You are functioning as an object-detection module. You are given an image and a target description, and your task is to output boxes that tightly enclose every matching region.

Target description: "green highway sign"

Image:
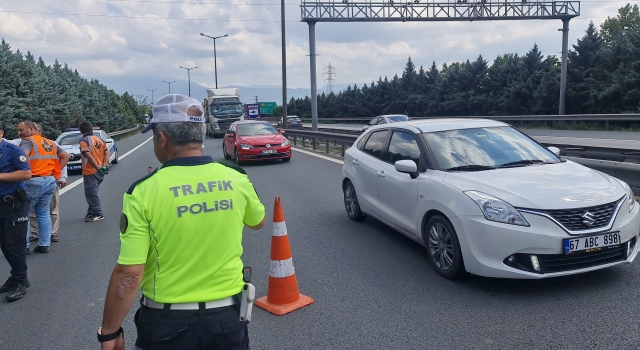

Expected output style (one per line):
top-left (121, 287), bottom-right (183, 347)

top-left (258, 102), bottom-right (277, 114)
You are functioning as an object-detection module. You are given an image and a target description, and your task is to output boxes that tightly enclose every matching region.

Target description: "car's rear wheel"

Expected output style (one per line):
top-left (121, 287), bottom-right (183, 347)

top-left (235, 148), bottom-right (242, 165)
top-left (343, 180), bottom-right (366, 221)
top-left (424, 215), bottom-right (464, 279)
top-left (111, 150), bottom-right (118, 164)
top-left (223, 144), bottom-right (231, 159)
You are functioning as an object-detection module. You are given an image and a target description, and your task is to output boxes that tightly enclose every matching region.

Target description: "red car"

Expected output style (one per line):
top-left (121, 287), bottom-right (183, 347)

top-left (223, 121), bottom-right (292, 165)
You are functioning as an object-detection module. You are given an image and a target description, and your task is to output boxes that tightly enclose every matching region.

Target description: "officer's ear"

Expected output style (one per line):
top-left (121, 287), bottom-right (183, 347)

top-left (155, 130), bottom-right (170, 149)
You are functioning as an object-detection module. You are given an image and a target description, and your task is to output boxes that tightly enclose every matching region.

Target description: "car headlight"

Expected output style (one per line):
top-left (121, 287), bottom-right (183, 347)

top-left (620, 180), bottom-right (636, 213)
top-left (240, 143), bottom-right (253, 150)
top-left (281, 140), bottom-right (290, 147)
top-left (465, 191), bottom-right (530, 226)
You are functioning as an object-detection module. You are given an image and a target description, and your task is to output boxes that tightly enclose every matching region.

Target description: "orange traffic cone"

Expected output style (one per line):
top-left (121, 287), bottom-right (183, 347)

top-left (255, 197), bottom-right (314, 316)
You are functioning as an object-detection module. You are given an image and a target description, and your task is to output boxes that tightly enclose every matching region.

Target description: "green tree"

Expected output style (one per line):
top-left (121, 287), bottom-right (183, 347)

top-left (600, 4), bottom-right (640, 46)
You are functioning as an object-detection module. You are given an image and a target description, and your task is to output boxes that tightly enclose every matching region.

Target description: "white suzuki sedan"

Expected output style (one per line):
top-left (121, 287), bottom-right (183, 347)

top-left (342, 119), bottom-right (640, 279)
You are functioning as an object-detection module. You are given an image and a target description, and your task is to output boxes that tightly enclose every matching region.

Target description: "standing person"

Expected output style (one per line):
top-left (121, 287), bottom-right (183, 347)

top-left (78, 121), bottom-right (109, 222)
top-left (29, 123), bottom-right (67, 243)
top-left (0, 122), bottom-right (32, 301)
top-left (98, 94), bottom-right (266, 350)
top-left (17, 121), bottom-right (69, 254)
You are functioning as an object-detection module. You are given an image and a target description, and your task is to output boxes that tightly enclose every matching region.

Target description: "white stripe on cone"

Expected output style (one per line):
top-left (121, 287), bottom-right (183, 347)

top-left (269, 258), bottom-right (296, 278)
top-left (273, 221), bottom-right (288, 236)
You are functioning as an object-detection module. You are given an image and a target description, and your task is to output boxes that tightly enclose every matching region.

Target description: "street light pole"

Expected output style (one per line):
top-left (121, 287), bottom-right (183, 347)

top-left (179, 66), bottom-right (197, 97)
top-left (162, 80), bottom-right (175, 94)
top-left (281, 0), bottom-right (287, 129)
top-left (200, 33), bottom-right (228, 89)
top-left (147, 89), bottom-right (157, 105)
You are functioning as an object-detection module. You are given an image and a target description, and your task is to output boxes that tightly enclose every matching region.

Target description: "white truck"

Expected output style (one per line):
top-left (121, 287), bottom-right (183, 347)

top-left (203, 88), bottom-right (245, 137)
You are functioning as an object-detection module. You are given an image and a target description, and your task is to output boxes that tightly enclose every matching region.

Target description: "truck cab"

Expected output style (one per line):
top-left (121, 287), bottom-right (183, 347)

top-left (205, 88), bottom-right (245, 138)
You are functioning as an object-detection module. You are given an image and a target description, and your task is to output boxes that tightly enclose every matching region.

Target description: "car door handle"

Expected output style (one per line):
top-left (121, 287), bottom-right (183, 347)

top-left (352, 159), bottom-right (359, 165)
top-left (376, 171), bottom-right (385, 178)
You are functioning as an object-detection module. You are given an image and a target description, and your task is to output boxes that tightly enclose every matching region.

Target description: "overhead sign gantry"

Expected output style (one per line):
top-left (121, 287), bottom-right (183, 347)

top-left (299, 0), bottom-right (581, 129)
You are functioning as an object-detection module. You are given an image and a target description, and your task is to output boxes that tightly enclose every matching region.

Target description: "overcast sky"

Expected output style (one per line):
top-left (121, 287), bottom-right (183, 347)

top-left (0, 0), bottom-right (629, 99)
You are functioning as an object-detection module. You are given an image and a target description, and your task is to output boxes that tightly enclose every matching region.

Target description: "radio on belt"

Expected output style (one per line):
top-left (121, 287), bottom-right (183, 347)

top-left (240, 266), bottom-right (255, 322)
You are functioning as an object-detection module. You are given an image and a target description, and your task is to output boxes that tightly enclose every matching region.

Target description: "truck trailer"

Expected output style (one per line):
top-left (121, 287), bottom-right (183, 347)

top-left (203, 88), bottom-right (245, 137)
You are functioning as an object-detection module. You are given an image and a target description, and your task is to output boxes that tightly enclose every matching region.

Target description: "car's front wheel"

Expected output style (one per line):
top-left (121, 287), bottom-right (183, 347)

top-left (343, 180), bottom-right (366, 221)
top-left (235, 148), bottom-right (242, 165)
top-left (424, 215), bottom-right (465, 279)
top-left (111, 150), bottom-right (118, 164)
top-left (223, 144), bottom-right (231, 159)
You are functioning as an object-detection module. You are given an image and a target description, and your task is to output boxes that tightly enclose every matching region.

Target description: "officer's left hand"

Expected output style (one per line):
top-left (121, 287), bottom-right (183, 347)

top-left (58, 181), bottom-right (67, 189)
top-left (100, 334), bottom-right (124, 350)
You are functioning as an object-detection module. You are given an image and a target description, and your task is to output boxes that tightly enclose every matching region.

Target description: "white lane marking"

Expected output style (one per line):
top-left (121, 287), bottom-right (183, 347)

top-left (60, 136), bottom-right (153, 196)
top-left (120, 136), bottom-right (153, 159)
top-left (59, 177), bottom-right (84, 195)
top-left (292, 147), bottom-right (344, 165)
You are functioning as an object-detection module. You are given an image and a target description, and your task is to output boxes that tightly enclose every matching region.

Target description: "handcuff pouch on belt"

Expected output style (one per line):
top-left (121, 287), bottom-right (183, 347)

top-left (0, 188), bottom-right (29, 220)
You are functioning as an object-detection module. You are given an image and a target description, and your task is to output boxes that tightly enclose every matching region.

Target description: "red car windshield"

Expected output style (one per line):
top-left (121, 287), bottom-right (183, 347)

top-left (238, 123), bottom-right (278, 136)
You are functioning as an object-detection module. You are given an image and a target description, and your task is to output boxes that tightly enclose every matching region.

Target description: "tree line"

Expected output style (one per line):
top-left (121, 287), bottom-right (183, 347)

top-left (0, 39), bottom-right (147, 139)
top-left (288, 4), bottom-right (640, 119)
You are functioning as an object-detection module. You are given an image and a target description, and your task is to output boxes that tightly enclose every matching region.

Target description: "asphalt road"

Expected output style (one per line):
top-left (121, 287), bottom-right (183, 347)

top-left (2, 132), bottom-right (640, 349)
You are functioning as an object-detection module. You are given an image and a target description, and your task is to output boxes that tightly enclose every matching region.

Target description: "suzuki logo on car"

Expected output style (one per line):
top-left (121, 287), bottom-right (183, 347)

top-left (265, 144), bottom-right (271, 148)
top-left (582, 211), bottom-right (596, 227)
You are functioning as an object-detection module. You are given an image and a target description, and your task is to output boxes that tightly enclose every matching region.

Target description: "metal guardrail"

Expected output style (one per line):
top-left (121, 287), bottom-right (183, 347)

top-left (284, 129), bottom-right (640, 193)
top-left (300, 114), bottom-right (640, 130)
top-left (285, 129), bottom-right (358, 157)
top-left (108, 124), bottom-right (141, 140)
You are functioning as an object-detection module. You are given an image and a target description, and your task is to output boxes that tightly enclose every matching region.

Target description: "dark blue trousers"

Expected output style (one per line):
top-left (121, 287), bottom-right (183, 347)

top-left (134, 303), bottom-right (249, 350)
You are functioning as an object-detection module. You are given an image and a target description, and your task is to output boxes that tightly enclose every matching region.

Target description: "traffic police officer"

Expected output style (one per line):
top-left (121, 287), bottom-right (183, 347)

top-left (0, 122), bottom-right (32, 302)
top-left (99, 94), bottom-right (266, 350)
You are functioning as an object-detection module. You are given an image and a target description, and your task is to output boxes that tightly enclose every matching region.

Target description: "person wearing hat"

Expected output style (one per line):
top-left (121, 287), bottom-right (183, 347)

top-left (98, 94), bottom-right (266, 350)
top-left (0, 122), bottom-right (32, 301)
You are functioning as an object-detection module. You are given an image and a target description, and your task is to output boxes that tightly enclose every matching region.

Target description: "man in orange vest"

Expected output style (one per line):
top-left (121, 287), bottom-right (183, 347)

top-left (28, 123), bottom-right (68, 243)
top-left (79, 121), bottom-right (109, 222)
top-left (17, 121), bottom-right (69, 254)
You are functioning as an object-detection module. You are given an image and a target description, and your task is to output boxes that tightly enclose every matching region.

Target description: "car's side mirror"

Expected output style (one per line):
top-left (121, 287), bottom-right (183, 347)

top-left (547, 146), bottom-right (560, 156)
top-left (105, 138), bottom-right (114, 143)
top-left (226, 132), bottom-right (235, 138)
top-left (279, 129), bottom-right (286, 134)
top-left (395, 160), bottom-right (419, 179)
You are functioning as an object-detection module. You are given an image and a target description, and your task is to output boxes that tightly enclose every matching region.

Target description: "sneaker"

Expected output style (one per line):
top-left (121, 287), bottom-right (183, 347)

top-left (85, 215), bottom-right (104, 222)
top-left (28, 236), bottom-right (38, 242)
top-left (33, 246), bottom-right (49, 254)
top-left (5, 282), bottom-right (29, 302)
top-left (51, 234), bottom-right (59, 243)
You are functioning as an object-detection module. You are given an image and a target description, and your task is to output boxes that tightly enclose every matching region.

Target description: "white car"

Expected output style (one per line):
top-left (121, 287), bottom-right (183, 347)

top-left (56, 129), bottom-right (118, 172)
top-left (342, 119), bottom-right (640, 279)
top-left (362, 114), bottom-right (410, 132)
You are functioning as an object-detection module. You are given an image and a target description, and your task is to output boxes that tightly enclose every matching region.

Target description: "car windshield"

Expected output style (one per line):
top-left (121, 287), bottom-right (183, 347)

top-left (387, 115), bottom-right (409, 122)
top-left (213, 104), bottom-right (242, 114)
top-left (57, 133), bottom-right (82, 145)
top-left (238, 123), bottom-right (278, 136)
top-left (423, 126), bottom-right (559, 171)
